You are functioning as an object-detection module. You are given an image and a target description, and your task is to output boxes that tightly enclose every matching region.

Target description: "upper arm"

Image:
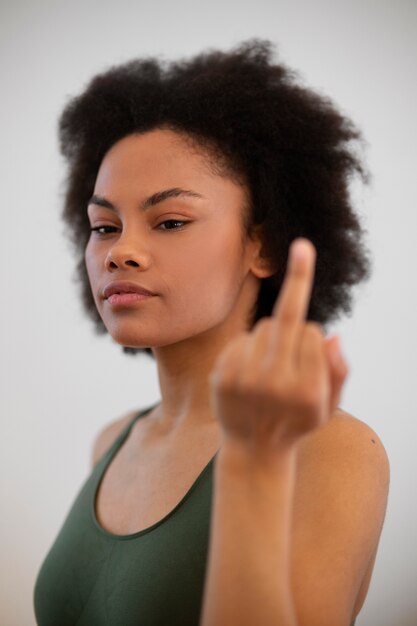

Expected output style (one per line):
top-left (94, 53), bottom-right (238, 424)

top-left (290, 410), bottom-right (390, 626)
top-left (91, 409), bottom-right (139, 468)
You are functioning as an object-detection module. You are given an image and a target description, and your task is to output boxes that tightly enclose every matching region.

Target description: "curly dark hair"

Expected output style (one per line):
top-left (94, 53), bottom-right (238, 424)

top-left (58, 38), bottom-right (372, 358)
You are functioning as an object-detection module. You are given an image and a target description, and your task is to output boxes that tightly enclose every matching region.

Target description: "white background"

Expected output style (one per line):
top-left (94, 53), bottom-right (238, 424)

top-left (1, 1), bottom-right (416, 624)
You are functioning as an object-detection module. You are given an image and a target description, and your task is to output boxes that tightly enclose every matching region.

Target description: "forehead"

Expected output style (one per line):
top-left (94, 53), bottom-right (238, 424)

top-left (98, 129), bottom-right (217, 179)
top-left (94, 129), bottom-right (249, 209)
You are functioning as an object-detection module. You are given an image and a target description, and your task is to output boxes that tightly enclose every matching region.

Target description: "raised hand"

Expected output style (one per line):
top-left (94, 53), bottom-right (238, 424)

top-left (209, 238), bottom-right (349, 456)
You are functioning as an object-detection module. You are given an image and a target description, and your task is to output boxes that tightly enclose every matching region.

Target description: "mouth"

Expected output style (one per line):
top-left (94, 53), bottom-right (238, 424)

top-left (106, 292), bottom-right (156, 307)
top-left (103, 281), bottom-right (156, 299)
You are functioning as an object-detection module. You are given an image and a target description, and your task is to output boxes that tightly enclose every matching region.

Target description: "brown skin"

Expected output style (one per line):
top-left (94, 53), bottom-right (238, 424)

top-left (87, 129), bottom-right (390, 625)
top-left (86, 129), bottom-right (339, 431)
top-left (199, 238), bottom-right (388, 625)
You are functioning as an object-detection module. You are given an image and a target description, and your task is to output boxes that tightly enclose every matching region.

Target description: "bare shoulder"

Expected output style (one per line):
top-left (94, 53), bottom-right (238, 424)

top-left (290, 407), bottom-right (391, 624)
top-left (91, 409), bottom-right (139, 468)
top-left (295, 406), bottom-right (390, 507)
top-left (298, 406), bottom-right (390, 470)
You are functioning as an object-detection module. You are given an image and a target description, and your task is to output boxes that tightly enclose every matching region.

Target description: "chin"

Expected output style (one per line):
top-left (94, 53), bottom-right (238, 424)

top-left (103, 310), bottom-right (227, 350)
top-left (109, 331), bottom-right (156, 350)
top-left (107, 326), bottom-right (173, 350)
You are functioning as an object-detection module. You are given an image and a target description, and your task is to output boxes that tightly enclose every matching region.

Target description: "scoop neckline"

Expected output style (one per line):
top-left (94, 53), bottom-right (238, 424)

top-left (90, 404), bottom-right (219, 541)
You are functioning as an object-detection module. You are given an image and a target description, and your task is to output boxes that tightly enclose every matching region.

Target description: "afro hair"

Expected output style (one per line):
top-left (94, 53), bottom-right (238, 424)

top-left (58, 38), bottom-right (372, 357)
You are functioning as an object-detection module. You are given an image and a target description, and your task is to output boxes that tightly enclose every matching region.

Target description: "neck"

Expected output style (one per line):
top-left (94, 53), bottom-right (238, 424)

top-left (149, 279), bottom-right (259, 433)
top-left (150, 324), bottom-right (238, 432)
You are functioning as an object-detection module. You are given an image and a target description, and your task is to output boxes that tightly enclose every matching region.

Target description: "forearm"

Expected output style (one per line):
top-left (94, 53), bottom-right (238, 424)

top-left (200, 443), bottom-right (299, 626)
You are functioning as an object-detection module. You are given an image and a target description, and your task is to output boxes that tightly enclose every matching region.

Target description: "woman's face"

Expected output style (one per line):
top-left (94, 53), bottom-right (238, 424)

top-left (85, 129), bottom-right (266, 351)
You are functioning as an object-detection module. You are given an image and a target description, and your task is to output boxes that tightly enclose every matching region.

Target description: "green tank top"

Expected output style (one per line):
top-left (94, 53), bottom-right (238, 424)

top-left (33, 404), bottom-right (356, 626)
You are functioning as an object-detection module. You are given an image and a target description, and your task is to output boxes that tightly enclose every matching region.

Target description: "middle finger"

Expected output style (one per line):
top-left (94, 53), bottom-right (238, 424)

top-left (269, 238), bottom-right (317, 365)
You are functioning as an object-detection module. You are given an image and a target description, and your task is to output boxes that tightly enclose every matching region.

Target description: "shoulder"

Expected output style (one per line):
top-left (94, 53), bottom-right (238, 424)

top-left (290, 408), bottom-right (390, 624)
top-left (91, 409), bottom-right (139, 468)
top-left (294, 406), bottom-right (390, 524)
top-left (296, 407), bottom-right (390, 481)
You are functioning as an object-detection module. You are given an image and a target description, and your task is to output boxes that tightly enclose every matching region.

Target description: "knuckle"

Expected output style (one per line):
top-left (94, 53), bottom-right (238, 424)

top-left (300, 386), bottom-right (322, 410)
top-left (273, 374), bottom-right (290, 394)
top-left (278, 306), bottom-right (297, 326)
top-left (263, 376), bottom-right (290, 401)
top-left (254, 317), bottom-right (274, 333)
top-left (304, 321), bottom-right (325, 337)
top-left (238, 373), bottom-right (262, 395)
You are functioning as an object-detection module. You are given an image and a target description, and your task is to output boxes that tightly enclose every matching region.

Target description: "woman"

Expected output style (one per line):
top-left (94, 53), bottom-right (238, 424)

top-left (34, 39), bottom-right (390, 626)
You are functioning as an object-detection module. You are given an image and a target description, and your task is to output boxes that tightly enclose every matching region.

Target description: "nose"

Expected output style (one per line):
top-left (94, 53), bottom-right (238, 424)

top-left (105, 237), bottom-right (149, 270)
top-left (107, 256), bottom-right (139, 268)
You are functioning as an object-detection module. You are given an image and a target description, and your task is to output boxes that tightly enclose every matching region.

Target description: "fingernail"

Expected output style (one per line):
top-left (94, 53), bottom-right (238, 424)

top-left (292, 240), bottom-right (310, 261)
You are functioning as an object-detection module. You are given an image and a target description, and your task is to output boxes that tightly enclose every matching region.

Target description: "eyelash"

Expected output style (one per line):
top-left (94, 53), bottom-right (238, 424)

top-left (89, 220), bottom-right (189, 236)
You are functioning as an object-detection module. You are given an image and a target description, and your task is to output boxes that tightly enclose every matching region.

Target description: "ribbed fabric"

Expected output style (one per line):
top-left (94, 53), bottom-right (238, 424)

top-left (33, 404), bottom-right (356, 626)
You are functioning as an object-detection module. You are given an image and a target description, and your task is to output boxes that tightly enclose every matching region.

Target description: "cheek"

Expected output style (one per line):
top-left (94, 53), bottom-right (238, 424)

top-left (84, 238), bottom-right (104, 273)
top-left (84, 246), bottom-right (94, 283)
top-left (84, 245), bottom-right (101, 301)
top-left (163, 227), bottom-right (244, 314)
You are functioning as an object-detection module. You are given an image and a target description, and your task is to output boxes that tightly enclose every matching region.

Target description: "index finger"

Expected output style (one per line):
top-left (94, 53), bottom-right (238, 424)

top-left (270, 238), bottom-right (317, 361)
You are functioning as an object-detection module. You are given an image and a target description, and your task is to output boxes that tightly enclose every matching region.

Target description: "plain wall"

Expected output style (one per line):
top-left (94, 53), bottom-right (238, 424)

top-left (1, 0), bottom-right (416, 624)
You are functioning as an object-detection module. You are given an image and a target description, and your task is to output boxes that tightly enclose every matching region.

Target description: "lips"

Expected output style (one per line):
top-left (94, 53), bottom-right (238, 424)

top-left (103, 281), bottom-right (156, 299)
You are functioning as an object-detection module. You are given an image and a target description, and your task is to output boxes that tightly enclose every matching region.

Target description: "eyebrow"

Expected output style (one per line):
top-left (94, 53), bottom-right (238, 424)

top-left (87, 187), bottom-right (205, 212)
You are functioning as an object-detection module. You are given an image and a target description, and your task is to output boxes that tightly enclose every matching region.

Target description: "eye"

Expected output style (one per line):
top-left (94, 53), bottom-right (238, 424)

top-left (89, 220), bottom-right (190, 236)
top-left (89, 226), bottom-right (118, 236)
top-left (156, 219), bottom-right (190, 231)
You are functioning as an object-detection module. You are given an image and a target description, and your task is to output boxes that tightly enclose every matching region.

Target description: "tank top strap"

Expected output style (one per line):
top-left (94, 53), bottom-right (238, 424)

top-left (125, 403), bottom-right (158, 433)
top-left (99, 403), bottom-right (158, 465)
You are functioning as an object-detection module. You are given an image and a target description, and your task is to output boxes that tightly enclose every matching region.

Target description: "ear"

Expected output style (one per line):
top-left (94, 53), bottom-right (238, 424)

top-left (251, 256), bottom-right (275, 279)
top-left (247, 225), bottom-right (275, 279)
